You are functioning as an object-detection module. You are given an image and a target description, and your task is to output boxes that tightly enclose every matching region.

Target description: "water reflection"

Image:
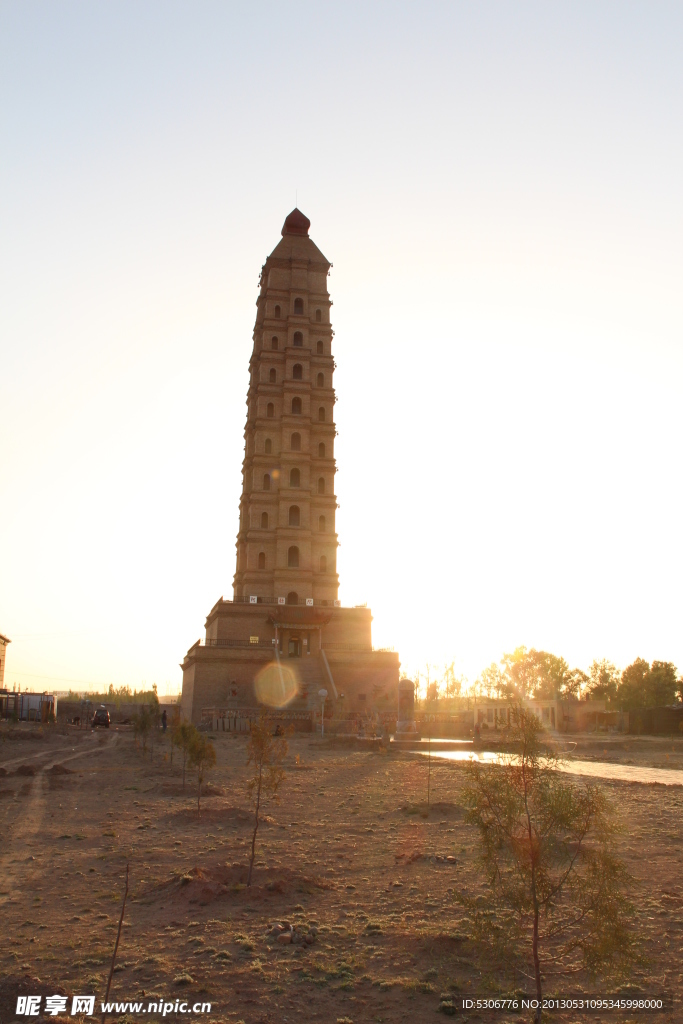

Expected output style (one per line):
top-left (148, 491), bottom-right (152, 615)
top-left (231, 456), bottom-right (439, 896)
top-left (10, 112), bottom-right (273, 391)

top-left (416, 748), bottom-right (683, 786)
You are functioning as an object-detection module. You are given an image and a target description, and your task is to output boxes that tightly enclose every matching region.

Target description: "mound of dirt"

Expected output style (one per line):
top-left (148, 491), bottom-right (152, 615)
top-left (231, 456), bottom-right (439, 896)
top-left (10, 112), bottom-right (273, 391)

top-left (164, 861), bottom-right (334, 907)
top-left (6, 729), bottom-right (46, 742)
top-left (0, 976), bottom-right (66, 1023)
top-left (400, 800), bottom-right (463, 819)
top-left (49, 763), bottom-right (72, 775)
top-left (15, 763), bottom-right (37, 776)
top-left (395, 850), bottom-right (425, 864)
top-left (170, 804), bottom-right (253, 825)
top-left (429, 801), bottom-right (464, 817)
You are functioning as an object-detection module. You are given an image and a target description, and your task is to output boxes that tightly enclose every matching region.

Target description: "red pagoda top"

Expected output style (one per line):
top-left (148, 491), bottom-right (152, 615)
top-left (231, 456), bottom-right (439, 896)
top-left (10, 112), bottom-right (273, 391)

top-left (281, 208), bottom-right (310, 237)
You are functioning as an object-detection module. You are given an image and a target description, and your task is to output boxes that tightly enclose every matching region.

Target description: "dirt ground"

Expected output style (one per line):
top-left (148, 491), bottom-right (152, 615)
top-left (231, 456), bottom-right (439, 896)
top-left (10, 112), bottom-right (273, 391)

top-left (1, 724), bottom-right (682, 1024)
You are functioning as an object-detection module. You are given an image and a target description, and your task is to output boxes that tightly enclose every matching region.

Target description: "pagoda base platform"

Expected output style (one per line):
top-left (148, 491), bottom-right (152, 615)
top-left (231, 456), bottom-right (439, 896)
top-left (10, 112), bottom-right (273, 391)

top-left (180, 598), bottom-right (399, 725)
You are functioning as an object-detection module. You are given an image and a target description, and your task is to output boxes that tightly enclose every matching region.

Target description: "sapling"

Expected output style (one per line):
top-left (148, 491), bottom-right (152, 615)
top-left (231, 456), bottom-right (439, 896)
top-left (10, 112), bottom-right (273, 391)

top-left (245, 716), bottom-right (288, 886)
top-left (460, 706), bottom-right (636, 1022)
top-left (188, 732), bottom-right (216, 814)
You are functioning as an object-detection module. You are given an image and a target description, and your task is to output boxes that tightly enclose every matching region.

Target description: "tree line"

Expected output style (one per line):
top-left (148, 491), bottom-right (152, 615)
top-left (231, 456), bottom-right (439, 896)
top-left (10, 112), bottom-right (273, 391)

top-left (66, 682), bottom-right (176, 707)
top-left (423, 648), bottom-right (681, 710)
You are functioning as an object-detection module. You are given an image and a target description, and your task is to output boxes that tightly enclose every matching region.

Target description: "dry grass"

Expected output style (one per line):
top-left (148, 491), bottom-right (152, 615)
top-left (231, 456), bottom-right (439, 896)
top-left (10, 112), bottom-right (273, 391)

top-left (0, 725), bottom-right (681, 1022)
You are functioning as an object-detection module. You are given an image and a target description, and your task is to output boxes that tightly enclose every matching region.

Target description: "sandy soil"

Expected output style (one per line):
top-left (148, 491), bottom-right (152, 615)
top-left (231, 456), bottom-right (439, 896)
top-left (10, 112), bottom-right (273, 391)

top-left (1, 724), bottom-right (682, 1024)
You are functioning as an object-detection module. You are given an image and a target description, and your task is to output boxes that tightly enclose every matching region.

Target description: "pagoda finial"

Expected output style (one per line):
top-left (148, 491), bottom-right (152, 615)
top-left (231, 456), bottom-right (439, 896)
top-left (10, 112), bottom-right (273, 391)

top-left (281, 208), bottom-right (310, 237)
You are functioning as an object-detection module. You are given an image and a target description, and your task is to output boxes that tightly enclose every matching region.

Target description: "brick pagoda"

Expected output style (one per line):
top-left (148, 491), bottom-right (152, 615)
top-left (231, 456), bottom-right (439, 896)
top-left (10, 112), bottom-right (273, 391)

top-left (180, 210), bottom-right (399, 725)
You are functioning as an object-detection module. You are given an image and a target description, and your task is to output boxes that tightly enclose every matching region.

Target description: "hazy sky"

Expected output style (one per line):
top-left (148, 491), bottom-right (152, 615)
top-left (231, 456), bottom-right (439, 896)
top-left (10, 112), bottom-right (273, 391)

top-left (1, 2), bottom-right (682, 693)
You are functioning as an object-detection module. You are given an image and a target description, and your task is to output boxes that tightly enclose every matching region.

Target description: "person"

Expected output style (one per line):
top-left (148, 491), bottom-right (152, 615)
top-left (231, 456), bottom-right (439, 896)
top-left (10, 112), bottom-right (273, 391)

top-left (161, 709), bottom-right (167, 733)
top-left (473, 721), bottom-right (481, 745)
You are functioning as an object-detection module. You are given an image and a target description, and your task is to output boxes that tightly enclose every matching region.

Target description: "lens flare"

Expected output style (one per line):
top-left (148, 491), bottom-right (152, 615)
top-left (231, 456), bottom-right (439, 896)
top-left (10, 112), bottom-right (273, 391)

top-left (253, 662), bottom-right (299, 708)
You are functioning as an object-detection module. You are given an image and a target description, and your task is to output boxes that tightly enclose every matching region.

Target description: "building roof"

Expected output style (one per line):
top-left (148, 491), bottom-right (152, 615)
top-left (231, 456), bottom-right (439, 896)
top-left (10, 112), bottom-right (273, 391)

top-left (0, 634), bottom-right (10, 645)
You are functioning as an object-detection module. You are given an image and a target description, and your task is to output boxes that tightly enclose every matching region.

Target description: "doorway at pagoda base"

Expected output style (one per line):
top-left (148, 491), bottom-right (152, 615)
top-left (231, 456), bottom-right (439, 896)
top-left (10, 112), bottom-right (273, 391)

top-left (288, 636), bottom-right (301, 658)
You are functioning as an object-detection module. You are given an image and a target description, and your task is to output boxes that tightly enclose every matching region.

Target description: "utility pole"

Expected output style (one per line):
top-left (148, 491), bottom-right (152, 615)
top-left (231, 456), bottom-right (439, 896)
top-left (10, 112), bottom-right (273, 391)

top-left (319, 689), bottom-right (328, 737)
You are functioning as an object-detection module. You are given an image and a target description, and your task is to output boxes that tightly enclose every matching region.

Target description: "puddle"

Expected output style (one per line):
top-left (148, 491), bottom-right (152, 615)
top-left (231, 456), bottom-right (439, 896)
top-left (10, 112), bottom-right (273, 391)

top-left (416, 749), bottom-right (683, 786)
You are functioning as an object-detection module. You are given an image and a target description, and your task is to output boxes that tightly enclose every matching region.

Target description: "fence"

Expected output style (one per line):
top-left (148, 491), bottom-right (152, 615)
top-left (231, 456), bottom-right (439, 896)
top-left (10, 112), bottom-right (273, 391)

top-left (200, 707), bottom-right (314, 733)
top-left (198, 639), bottom-right (394, 653)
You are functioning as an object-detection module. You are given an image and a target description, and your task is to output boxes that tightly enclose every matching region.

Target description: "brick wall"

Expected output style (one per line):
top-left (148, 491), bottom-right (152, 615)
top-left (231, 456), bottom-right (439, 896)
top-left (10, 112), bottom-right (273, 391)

top-left (325, 650), bottom-right (400, 713)
top-left (182, 647), bottom-right (276, 724)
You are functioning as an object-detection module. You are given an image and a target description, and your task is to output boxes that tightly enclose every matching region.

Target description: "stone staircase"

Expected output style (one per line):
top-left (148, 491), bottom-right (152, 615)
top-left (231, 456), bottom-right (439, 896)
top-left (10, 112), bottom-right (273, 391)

top-left (279, 652), bottom-right (330, 711)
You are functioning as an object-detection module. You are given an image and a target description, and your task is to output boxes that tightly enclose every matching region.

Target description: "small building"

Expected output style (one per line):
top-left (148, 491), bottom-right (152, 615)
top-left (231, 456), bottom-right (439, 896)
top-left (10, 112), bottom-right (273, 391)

top-left (558, 698), bottom-right (608, 732)
top-left (626, 705), bottom-right (683, 735)
top-left (0, 689), bottom-right (57, 722)
top-left (472, 696), bottom-right (608, 733)
top-left (0, 634), bottom-right (10, 688)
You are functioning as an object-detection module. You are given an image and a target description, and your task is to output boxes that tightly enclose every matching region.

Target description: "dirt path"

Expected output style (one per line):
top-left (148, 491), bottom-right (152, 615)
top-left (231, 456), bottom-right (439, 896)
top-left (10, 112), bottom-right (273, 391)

top-left (0, 730), bottom-right (106, 770)
top-left (0, 735), bottom-right (117, 906)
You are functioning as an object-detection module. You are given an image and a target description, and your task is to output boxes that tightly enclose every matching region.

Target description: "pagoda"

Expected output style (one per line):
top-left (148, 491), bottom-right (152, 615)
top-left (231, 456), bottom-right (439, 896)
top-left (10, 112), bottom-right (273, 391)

top-left (233, 206), bottom-right (339, 606)
top-left (180, 210), bottom-right (399, 725)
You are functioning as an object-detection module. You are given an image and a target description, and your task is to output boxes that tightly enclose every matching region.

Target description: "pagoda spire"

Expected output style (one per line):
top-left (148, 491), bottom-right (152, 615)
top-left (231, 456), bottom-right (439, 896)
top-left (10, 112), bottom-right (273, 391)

top-left (232, 212), bottom-right (339, 607)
